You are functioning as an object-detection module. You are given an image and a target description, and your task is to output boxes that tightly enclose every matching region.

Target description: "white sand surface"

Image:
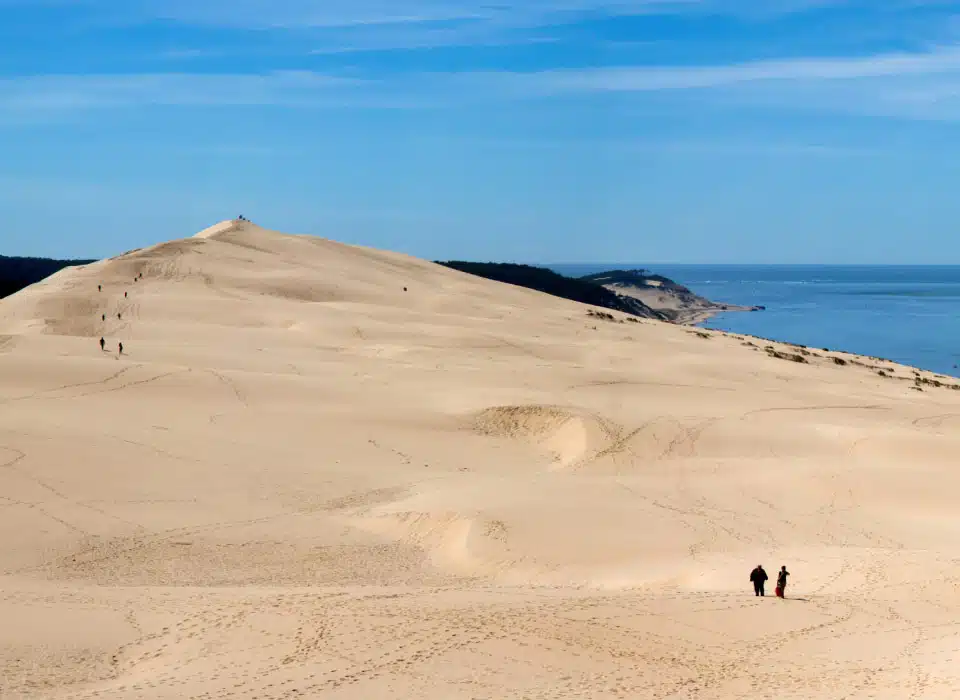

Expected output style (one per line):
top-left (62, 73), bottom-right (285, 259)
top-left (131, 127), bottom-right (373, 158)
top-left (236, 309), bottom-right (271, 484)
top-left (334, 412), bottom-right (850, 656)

top-left (2, 220), bottom-right (960, 699)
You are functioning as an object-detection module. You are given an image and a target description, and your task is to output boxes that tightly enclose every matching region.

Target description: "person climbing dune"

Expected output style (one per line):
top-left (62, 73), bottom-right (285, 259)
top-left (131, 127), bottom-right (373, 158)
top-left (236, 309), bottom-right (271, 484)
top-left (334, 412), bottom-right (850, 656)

top-left (750, 565), bottom-right (768, 597)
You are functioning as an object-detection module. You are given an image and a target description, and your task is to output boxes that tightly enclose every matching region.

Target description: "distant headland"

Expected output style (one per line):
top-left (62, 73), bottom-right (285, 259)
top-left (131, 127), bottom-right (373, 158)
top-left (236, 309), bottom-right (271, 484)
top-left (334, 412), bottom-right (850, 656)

top-left (436, 262), bottom-right (762, 325)
top-left (580, 269), bottom-right (763, 325)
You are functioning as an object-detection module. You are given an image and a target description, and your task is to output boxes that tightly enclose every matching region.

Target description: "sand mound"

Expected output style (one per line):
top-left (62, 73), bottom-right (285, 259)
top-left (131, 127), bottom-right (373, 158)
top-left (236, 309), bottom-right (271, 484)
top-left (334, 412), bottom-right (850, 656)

top-left (346, 507), bottom-right (523, 581)
top-left (4, 221), bottom-right (960, 698)
top-left (472, 404), bottom-right (616, 467)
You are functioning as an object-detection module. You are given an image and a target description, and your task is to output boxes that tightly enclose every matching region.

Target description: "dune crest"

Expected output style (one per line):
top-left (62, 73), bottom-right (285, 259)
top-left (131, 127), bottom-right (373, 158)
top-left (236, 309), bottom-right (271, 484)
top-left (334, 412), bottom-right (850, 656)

top-left (2, 222), bottom-right (960, 698)
top-left (191, 219), bottom-right (241, 239)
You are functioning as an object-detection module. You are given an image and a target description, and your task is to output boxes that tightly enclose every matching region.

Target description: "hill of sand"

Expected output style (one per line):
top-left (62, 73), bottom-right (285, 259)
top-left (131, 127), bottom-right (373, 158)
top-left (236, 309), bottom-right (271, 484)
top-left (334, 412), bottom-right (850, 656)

top-left (2, 219), bottom-right (960, 699)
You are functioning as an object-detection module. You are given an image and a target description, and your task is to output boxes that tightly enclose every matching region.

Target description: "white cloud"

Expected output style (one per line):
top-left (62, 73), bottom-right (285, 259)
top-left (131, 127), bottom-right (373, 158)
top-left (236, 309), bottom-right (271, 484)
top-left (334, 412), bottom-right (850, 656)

top-left (7, 0), bottom-right (948, 57)
top-left (0, 0), bottom-right (858, 29)
top-left (8, 45), bottom-right (960, 121)
top-left (0, 72), bottom-right (368, 111)
top-left (427, 44), bottom-right (960, 119)
top-left (447, 46), bottom-right (960, 95)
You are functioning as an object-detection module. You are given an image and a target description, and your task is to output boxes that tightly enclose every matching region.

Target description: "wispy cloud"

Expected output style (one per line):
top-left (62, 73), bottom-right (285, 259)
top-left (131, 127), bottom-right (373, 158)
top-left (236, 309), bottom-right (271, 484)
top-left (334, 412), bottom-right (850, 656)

top-left (421, 135), bottom-right (886, 156)
top-left (157, 48), bottom-right (223, 60)
top-left (7, 0), bottom-right (950, 57)
top-left (435, 44), bottom-right (960, 119)
top-left (0, 0), bottom-right (861, 30)
top-left (450, 46), bottom-right (960, 95)
top-left (43, 1), bottom-right (695, 29)
top-left (8, 44), bottom-right (960, 120)
top-left (309, 26), bottom-right (559, 54)
top-left (0, 71), bottom-right (371, 111)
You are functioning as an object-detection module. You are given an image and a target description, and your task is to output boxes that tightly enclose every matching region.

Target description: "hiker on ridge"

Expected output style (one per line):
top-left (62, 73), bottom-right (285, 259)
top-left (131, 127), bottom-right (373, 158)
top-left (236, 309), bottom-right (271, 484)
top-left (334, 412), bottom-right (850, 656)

top-left (750, 565), bottom-right (768, 597)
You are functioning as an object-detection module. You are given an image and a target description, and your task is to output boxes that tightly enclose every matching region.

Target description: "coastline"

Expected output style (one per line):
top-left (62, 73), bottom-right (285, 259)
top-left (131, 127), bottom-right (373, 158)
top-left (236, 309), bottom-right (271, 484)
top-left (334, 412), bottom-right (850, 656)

top-left (674, 303), bottom-right (758, 326)
top-left (577, 264), bottom-right (960, 378)
top-left (601, 281), bottom-right (762, 326)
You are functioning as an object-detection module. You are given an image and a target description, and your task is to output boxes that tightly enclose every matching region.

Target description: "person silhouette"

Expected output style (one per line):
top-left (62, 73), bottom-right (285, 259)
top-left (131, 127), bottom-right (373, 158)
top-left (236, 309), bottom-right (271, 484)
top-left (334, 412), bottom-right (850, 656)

top-left (118, 313), bottom-right (122, 320)
top-left (750, 565), bottom-right (768, 597)
top-left (124, 291), bottom-right (128, 298)
top-left (98, 285), bottom-right (101, 292)
top-left (118, 342), bottom-right (123, 355)
top-left (777, 566), bottom-right (790, 598)
top-left (102, 314), bottom-right (105, 321)
top-left (99, 337), bottom-right (105, 351)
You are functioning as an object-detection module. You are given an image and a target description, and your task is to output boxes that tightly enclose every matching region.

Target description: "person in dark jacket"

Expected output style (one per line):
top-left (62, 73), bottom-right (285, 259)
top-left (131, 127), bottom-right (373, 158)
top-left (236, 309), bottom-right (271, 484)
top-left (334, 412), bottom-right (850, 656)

top-left (750, 565), bottom-right (768, 596)
top-left (99, 337), bottom-right (105, 351)
top-left (777, 566), bottom-right (790, 597)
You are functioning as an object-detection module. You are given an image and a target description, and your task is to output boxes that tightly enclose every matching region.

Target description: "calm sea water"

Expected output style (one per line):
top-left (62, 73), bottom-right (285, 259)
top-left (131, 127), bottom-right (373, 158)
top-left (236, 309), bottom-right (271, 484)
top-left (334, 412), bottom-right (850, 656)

top-left (550, 265), bottom-right (960, 377)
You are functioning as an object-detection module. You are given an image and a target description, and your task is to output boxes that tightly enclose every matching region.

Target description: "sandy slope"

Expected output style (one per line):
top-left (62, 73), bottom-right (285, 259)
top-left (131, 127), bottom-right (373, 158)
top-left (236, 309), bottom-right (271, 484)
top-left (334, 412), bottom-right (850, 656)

top-left (2, 220), bottom-right (960, 699)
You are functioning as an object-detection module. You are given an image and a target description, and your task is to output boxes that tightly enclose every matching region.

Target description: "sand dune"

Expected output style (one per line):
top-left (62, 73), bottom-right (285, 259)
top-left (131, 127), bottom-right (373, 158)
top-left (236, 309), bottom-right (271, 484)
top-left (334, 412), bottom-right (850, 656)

top-left (2, 220), bottom-right (960, 698)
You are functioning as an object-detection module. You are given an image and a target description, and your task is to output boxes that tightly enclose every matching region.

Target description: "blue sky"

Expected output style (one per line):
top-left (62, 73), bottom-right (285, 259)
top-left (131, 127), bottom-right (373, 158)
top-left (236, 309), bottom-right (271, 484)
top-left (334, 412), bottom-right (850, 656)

top-left (3, 1), bottom-right (960, 263)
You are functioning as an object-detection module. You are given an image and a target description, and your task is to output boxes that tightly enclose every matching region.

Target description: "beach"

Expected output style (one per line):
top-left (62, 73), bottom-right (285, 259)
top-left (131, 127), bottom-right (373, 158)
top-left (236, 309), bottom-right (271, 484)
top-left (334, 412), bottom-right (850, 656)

top-left (2, 220), bottom-right (960, 699)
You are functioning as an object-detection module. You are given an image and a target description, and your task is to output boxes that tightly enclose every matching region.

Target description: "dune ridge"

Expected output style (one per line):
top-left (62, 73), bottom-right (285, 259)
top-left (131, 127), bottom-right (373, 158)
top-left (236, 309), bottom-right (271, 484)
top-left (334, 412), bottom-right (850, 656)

top-left (1, 221), bottom-right (960, 699)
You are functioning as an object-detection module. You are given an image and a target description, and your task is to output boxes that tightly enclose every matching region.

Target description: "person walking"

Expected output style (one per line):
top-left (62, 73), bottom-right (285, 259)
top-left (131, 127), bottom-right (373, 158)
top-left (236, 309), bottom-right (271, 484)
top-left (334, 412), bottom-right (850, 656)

top-left (99, 337), bottom-right (105, 351)
top-left (776, 566), bottom-right (790, 598)
top-left (750, 565), bottom-right (768, 597)
top-left (118, 342), bottom-right (124, 355)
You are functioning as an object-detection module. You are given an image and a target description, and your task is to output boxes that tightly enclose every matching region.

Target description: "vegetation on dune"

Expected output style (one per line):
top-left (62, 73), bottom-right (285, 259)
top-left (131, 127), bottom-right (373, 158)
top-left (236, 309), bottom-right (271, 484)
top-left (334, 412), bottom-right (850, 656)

top-left (580, 268), bottom-right (695, 294)
top-left (436, 261), bottom-right (668, 320)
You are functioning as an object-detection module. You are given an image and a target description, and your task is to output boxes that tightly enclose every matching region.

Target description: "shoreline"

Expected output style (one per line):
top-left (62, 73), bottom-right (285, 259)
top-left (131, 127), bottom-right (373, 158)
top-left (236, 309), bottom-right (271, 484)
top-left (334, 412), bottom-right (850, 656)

top-left (675, 304), bottom-right (759, 326)
top-left (698, 319), bottom-right (960, 382)
top-left (587, 273), bottom-right (764, 327)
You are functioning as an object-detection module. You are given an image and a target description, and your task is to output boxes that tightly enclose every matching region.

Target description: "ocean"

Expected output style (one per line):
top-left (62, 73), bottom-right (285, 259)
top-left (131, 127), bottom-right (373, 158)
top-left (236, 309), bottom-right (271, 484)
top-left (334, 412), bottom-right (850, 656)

top-left (550, 264), bottom-right (960, 378)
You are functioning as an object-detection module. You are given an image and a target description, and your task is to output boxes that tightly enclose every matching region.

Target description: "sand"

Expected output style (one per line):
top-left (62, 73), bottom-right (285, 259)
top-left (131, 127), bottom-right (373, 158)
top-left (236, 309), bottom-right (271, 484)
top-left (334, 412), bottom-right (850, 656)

top-left (1, 219), bottom-right (959, 699)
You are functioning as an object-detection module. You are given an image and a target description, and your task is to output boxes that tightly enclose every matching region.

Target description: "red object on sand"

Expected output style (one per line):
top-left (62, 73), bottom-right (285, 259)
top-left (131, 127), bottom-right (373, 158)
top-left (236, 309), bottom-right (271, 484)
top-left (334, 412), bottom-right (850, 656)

top-left (775, 586), bottom-right (783, 598)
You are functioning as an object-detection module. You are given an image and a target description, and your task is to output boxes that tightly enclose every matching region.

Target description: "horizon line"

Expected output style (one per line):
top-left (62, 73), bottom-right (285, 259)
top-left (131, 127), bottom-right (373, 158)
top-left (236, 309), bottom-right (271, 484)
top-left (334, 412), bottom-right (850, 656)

top-left (535, 262), bottom-right (960, 268)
